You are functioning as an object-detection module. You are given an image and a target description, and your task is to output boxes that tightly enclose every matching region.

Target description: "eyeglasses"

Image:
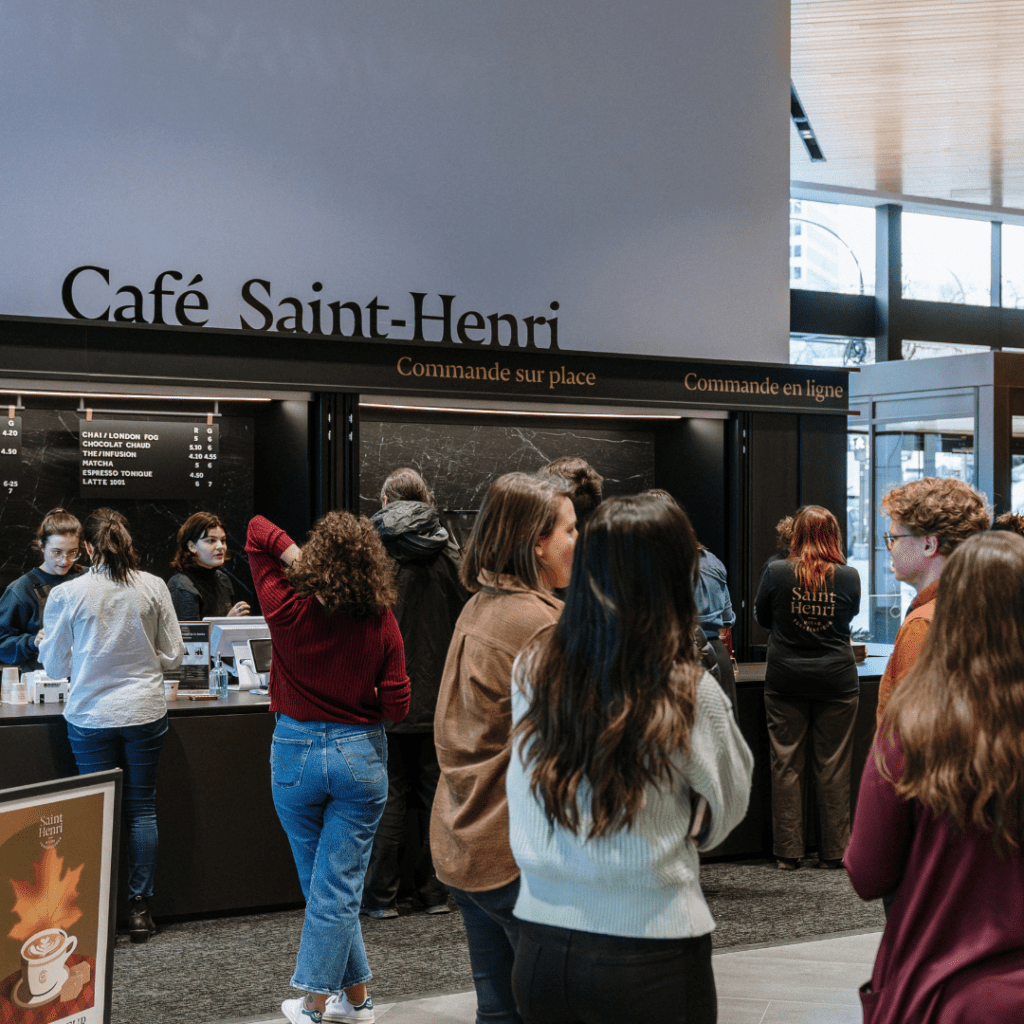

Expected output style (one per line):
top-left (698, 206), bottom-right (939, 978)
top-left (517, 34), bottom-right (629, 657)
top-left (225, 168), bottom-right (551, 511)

top-left (883, 532), bottom-right (917, 550)
top-left (46, 550), bottom-right (79, 563)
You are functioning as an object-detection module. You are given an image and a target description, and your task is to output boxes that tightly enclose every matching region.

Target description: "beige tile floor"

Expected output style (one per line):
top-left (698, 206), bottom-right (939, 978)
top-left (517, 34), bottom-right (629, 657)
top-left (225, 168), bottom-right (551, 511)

top-left (237, 928), bottom-right (881, 1024)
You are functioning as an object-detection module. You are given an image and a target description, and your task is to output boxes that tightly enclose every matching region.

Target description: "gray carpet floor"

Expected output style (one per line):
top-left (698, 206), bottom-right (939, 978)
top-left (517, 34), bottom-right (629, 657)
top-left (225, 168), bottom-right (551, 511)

top-left (109, 859), bottom-right (884, 1024)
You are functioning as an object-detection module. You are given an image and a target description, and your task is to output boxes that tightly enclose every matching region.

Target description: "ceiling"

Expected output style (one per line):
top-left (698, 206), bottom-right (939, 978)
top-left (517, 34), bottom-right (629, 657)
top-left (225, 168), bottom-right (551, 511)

top-left (791, 0), bottom-right (1024, 214)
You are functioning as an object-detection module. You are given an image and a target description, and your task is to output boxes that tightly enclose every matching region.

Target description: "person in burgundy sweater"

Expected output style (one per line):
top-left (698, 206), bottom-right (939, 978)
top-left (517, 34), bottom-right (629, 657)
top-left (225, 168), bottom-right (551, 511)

top-left (247, 514), bottom-right (410, 1024)
top-left (846, 531), bottom-right (1024, 1024)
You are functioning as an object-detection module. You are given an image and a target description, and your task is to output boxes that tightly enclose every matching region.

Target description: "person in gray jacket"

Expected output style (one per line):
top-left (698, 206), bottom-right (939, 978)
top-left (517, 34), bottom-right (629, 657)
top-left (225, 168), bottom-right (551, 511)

top-left (362, 468), bottom-right (468, 917)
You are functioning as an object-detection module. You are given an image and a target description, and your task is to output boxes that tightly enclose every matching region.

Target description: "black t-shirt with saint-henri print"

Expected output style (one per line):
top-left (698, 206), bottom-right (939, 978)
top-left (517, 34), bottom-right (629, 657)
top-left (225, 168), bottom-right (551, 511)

top-left (753, 558), bottom-right (861, 698)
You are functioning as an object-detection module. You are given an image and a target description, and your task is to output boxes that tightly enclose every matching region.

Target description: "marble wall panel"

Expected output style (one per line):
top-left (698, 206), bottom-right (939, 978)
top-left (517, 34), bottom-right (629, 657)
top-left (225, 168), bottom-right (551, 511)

top-left (0, 409), bottom-right (255, 603)
top-left (359, 420), bottom-right (656, 543)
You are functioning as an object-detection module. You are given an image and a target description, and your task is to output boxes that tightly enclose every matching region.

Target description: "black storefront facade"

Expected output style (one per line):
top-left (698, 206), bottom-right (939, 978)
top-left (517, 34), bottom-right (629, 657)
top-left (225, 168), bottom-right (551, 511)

top-left (0, 313), bottom-right (855, 916)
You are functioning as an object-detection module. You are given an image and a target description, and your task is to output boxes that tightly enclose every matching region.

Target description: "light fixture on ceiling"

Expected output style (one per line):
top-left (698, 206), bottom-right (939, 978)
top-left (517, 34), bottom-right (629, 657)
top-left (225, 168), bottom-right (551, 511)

top-left (791, 83), bottom-right (825, 163)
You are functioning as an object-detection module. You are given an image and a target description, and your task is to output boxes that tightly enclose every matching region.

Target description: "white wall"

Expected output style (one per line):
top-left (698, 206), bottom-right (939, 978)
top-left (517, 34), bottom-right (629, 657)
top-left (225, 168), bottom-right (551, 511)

top-left (0, 0), bottom-right (790, 361)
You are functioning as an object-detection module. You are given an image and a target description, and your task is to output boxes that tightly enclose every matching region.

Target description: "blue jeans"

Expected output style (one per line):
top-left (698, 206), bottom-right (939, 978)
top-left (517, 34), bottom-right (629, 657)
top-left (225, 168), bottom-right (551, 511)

top-left (66, 713), bottom-right (168, 900)
top-left (448, 879), bottom-right (523, 1024)
top-left (270, 715), bottom-right (388, 994)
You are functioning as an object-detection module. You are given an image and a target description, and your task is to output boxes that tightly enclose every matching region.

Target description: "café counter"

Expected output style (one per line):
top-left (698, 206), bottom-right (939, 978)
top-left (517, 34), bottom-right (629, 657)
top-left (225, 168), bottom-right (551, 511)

top-left (0, 691), bottom-right (303, 920)
top-left (0, 653), bottom-right (888, 915)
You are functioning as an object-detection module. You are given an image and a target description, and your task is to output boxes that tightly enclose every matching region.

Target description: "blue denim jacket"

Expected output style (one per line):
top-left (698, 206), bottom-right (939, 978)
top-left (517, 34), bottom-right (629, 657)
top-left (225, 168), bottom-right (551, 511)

top-left (694, 549), bottom-right (735, 640)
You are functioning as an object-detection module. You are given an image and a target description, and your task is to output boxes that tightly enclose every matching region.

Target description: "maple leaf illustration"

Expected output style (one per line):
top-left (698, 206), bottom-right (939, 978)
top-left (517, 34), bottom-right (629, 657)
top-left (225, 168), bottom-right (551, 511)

top-left (9, 846), bottom-right (84, 941)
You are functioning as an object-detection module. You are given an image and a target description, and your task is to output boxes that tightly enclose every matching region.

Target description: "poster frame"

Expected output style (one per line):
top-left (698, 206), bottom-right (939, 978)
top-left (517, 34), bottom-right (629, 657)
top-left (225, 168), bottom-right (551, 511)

top-left (0, 769), bottom-right (121, 1024)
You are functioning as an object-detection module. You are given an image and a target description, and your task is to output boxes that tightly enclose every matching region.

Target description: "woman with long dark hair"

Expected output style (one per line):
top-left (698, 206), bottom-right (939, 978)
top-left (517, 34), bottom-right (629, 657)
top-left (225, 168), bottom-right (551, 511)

top-left (754, 504), bottom-right (861, 870)
top-left (507, 494), bottom-right (753, 1024)
top-left (0, 507), bottom-right (84, 670)
top-left (40, 508), bottom-right (184, 943)
top-left (847, 531), bottom-right (1024, 1023)
top-left (247, 512), bottom-right (410, 1024)
top-left (430, 472), bottom-right (577, 1024)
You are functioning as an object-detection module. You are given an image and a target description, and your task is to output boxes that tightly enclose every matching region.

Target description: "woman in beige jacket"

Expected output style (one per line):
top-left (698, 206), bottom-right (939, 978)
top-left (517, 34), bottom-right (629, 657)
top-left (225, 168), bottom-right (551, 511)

top-left (430, 471), bottom-right (577, 1024)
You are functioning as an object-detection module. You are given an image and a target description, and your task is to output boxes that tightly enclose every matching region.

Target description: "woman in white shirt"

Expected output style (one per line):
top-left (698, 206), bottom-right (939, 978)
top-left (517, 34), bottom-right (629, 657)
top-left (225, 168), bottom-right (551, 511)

top-left (40, 508), bottom-right (183, 944)
top-left (507, 494), bottom-right (754, 1024)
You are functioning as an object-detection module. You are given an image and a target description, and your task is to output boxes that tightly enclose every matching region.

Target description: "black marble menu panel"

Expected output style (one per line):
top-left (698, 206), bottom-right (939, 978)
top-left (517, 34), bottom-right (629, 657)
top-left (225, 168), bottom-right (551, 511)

top-left (359, 420), bottom-right (655, 542)
top-left (0, 408), bottom-right (255, 604)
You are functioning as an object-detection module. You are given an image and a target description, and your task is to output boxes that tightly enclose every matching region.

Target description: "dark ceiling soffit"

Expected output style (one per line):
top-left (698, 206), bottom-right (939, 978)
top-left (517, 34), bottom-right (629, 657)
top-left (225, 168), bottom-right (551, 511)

top-left (790, 290), bottom-right (874, 338)
top-left (898, 299), bottom-right (1024, 348)
top-left (791, 289), bottom-right (1024, 349)
top-left (791, 83), bottom-right (826, 163)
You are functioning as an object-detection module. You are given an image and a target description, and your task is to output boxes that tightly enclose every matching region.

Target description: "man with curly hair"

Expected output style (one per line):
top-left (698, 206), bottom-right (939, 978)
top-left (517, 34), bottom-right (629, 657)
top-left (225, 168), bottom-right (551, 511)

top-left (876, 477), bottom-right (990, 727)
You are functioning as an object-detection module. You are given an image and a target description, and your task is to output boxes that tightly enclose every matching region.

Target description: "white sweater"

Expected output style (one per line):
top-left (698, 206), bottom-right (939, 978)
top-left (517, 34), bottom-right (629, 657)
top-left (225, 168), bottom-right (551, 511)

top-left (507, 665), bottom-right (753, 939)
top-left (40, 566), bottom-right (184, 728)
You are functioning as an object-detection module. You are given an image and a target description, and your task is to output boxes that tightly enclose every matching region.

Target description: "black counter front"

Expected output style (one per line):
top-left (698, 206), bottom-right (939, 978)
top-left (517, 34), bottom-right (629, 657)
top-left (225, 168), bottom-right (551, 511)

top-left (1, 657), bottom-right (888, 913)
top-left (0, 692), bottom-right (303, 920)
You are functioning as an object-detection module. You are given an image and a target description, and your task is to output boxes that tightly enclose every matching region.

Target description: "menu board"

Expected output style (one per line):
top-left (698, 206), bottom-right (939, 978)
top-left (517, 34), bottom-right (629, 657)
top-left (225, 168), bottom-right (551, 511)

top-left (79, 419), bottom-right (219, 499)
top-left (0, 416), bottom-right (21, 498)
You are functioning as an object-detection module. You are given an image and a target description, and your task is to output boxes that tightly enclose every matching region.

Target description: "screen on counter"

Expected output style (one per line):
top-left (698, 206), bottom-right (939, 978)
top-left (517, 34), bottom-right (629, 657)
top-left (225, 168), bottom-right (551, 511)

top-left (248, 637), bottom-right (272, 675)
top-left (206, 617), bottom-right (270, 661)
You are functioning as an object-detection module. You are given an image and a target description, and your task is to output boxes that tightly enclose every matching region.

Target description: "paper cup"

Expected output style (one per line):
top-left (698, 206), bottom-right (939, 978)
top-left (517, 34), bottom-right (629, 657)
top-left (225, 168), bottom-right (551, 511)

top-left (164, 679), bottom-right (179, 702)
top-left (10, 681), bottom-right (27, 704)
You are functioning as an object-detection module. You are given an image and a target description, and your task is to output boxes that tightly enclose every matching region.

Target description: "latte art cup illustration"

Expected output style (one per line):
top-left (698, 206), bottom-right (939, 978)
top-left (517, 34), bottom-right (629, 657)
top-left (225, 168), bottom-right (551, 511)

top-left (20, 927), bottom-right (77, 998)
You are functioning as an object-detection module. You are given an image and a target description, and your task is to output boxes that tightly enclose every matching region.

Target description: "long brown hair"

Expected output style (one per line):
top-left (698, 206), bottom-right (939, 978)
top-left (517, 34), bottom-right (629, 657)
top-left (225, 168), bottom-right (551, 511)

top-left (284, 510), bottom-right (397, 616)
top-left (83, 508), bottom-right (138, 584)
top-left (881, 531), bottom-right (1024, 852)
top-left (514, 494), bottom-right (702, 839)
top-left (460, 473), bottom-right (567, 593)
top-left (790, 505), bottom-right (845, 591)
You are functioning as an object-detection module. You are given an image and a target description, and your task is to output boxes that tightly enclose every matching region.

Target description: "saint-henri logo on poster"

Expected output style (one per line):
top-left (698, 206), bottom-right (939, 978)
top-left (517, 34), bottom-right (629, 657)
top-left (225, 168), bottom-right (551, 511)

top-left (39, 813), bottom-right (63, 850)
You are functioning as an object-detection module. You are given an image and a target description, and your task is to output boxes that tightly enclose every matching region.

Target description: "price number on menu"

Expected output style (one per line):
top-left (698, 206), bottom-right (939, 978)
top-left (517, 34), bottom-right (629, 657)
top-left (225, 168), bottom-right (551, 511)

top-left (0, 418), bottom-right (21, 458)
top-left (189, 425), bottom-right (218, 487)
top-left (0, 417), bottom-right (22, 493)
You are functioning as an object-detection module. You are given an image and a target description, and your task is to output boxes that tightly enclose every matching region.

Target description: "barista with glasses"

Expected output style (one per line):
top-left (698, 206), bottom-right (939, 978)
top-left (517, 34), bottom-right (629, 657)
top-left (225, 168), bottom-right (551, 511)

top-left (0, 507), bottom-right (84, 671)
top-left (168, 512), bottom-right (250, 620)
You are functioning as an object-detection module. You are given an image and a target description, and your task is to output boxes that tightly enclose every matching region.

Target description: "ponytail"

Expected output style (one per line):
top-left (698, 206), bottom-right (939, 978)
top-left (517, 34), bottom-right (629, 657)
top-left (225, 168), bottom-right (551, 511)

top-left (82, 508), bottom-right (138, 584)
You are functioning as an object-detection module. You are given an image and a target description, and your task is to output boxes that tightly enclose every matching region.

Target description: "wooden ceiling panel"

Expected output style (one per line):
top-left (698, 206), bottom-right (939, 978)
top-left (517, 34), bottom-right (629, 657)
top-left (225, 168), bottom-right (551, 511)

top-left (792, 0), bottom-right (1024, 208)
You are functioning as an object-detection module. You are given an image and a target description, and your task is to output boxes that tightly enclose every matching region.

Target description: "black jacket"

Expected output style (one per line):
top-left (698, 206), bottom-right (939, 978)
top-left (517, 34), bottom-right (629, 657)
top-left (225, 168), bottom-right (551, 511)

top-left (754, 558), bottom-right (860, 698)
top-left (371, 501), bottom-right (468, 732)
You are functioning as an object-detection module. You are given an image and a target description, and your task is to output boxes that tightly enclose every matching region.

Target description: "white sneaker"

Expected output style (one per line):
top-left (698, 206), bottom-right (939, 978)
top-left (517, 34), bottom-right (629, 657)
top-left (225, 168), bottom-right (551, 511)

top-left (281, 996), bottom-right (323, 1023)
top-left (323, 993), bottom-right (375, 1022)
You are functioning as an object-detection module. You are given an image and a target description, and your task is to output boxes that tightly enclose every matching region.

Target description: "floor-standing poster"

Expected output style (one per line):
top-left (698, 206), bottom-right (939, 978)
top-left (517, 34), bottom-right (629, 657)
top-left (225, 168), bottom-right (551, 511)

top-left (0, 772), bottom-right (120, 1024)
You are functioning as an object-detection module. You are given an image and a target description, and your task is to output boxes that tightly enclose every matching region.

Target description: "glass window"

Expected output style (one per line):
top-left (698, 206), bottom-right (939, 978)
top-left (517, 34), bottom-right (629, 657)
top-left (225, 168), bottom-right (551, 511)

top-left (790, 333), bottom-right (875, 366)
top-left (789, 199), bottom-right (875, 295)
top-left (1011, 416), bottom-right (1024, 512)
top-left (847, 421), bottom-right (870, 639)
top-left (902, 212), bottom-right (990, 305)
top-left (901, 340), bottom-right (984, 359)
top-left (870, 416), bottom-right (975, 642)
top-left (1001, 223), bottom-right (1024, 308)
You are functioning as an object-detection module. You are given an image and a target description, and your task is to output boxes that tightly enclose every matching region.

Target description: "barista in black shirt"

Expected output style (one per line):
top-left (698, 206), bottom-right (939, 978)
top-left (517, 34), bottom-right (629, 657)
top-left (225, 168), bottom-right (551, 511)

top-left (167, 512), bottom-right (250, 620)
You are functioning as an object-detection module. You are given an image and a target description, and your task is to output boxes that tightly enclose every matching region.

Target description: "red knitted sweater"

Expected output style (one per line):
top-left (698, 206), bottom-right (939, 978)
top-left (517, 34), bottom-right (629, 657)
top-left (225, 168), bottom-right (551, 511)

top-left (246, 515), bottom-right (409, 725)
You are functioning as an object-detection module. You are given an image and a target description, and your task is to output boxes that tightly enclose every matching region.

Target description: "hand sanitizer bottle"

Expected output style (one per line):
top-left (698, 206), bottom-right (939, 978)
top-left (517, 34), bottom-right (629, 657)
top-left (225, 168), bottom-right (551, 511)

top-left (209, 653), bottom-right (229, 697)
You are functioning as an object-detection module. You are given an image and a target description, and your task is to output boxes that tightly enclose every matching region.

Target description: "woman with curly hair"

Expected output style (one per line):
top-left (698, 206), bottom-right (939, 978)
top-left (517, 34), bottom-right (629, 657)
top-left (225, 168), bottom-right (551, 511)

top-left (754, 505), bottom-right (861, 870)
top-left (430, 472), bottom-right (577, 1024)
top-left (246, 513), bottom-right (410, 1024)
top-left (507, 494), bottom-right (753, 1024)
top-left (847, 531), bottom-right (1024, 1024)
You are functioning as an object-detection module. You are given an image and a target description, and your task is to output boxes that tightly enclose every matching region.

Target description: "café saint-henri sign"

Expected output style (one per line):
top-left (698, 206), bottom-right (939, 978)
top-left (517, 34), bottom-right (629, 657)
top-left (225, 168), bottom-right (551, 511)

top-left (55, 265), bottom-right (850, 413)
